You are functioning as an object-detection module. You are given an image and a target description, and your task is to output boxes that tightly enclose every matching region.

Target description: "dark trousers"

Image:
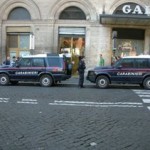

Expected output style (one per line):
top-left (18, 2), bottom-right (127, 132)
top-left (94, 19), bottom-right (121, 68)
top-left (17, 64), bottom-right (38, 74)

top-left (78, 72), bottom-right (84, 87)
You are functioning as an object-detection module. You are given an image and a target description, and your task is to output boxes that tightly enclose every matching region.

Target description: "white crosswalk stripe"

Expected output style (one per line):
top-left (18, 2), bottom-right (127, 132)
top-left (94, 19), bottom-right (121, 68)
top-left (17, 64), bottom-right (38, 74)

top-left (133, 89), bottom-right (150, 111)
top-left (142, 99), bottom-right (150, 103)
top-left (17, 99), bottom-right (38, 104)
top-left (148, 107), bottom-right (150, 111)
top-left (0, 98), bottom-right (9, 103)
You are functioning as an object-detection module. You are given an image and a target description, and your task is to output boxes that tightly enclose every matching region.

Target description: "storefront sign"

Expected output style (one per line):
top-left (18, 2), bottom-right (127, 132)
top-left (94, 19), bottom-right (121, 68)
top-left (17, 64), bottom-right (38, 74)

top-left (122, 5), bottom-right (150, 15)
top-left (115, 3), bottom-right (150, 16)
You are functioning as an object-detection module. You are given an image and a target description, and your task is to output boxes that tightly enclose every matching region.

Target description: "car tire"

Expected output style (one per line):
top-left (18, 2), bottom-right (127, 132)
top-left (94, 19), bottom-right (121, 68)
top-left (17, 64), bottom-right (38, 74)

top-left (96, 76), bottom-right (109, 89)
top-left (143, 77), bottom-right (150, 90)
top-left (0, 74), bottom-right (10, 85)
top-left (40, 75), bottom-right (53, 87)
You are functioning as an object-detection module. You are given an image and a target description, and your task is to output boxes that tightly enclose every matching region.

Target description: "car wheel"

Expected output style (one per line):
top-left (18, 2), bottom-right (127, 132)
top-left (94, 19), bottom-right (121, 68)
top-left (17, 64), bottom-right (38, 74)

top-left (143, 77), bottom-right (150, 90)
top-left (40, 75), bottom-right (53, 87)
top-left (96, 76), bottom-right (109, 89)
top-left (0, 74), bottom-right (10, 85)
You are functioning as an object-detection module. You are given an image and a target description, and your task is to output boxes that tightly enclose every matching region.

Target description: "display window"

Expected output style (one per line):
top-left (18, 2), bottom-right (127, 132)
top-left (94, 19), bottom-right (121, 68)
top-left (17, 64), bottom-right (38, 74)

top-left (112, 28), bottom-right (144, 57)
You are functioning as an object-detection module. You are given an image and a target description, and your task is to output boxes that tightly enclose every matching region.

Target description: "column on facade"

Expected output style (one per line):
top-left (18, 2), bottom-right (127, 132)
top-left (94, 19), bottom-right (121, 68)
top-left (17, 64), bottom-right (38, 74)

top-left (0, 24), bottom-right (1, 63)
top-left (144, 29), bottom-right (150, 55)
top-left (86, 26), bottom-right (112, 68)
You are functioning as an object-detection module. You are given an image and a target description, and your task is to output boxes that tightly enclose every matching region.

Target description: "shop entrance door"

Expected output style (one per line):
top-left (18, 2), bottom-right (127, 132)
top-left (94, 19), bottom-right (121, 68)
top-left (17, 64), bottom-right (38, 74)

top-left (59, 36), bottom-right (85, 74)
top-left (59, 27), bottom-right (85, 75)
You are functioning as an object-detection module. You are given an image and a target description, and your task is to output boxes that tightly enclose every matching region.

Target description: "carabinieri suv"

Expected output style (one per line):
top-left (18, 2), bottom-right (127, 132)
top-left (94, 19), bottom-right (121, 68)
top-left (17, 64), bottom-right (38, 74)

top-left (86, 55), bottom-right (150, 89)
top-left (0, 53), bottom-right (72, 87)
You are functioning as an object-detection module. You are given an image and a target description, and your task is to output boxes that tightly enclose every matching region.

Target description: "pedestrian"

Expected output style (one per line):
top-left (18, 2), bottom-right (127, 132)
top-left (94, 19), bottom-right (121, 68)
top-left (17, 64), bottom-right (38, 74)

top-left (99, 54), bottom-right (105, 66)
top-left (11, 56), bottom-right (16, 66)
top-left (78, 56), bottom-right (86, 88)
top-left (3, 56), bottom-right (11, 65)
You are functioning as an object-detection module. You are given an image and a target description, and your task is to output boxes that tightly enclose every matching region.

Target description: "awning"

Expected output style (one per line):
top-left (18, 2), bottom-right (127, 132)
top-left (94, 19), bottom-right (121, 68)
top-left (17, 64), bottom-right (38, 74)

top-left (100, 14), bottom-right (150, 26)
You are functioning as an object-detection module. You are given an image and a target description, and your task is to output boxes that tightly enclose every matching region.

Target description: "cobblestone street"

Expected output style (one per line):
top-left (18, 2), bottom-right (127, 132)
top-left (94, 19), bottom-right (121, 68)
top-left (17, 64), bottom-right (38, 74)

top-left (0, 80), bottom-right (150, 150)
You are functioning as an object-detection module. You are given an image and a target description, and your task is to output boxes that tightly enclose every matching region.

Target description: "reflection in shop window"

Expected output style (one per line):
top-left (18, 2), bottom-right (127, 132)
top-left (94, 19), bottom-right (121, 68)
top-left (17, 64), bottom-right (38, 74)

top-left (20, 35), bottom-right (29, 49)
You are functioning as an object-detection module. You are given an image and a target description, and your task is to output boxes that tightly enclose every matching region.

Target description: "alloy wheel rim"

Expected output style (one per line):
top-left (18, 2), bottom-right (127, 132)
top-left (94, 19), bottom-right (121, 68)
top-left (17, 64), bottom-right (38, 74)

top-left (0, 77), bottom-right (7, 84)
top-left (43, 78), bottom-right (50, 86)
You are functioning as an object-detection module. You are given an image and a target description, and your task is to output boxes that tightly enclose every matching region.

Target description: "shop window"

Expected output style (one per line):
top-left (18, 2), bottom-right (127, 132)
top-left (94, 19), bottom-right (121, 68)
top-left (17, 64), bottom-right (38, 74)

top-left (7, 33), bottom-right (30, 58)
top-left (8, 35), bottom-right (18, 48)
top-left (112, 28), bottom-right (144, 57)
top-left (59, 6), bottom-right (86, 20)
top-left (8, 7), bottom-right (31, 20)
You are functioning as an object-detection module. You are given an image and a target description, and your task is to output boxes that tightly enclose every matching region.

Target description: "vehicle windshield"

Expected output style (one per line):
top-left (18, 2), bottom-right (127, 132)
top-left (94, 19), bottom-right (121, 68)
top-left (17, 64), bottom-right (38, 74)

top-left (112, 59), bottom-right (122, 68)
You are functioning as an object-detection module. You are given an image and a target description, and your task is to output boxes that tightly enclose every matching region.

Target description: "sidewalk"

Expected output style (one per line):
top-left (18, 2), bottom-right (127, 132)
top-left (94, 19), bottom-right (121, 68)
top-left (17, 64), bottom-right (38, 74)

top-left (62, 75), bottom-right (94, 85)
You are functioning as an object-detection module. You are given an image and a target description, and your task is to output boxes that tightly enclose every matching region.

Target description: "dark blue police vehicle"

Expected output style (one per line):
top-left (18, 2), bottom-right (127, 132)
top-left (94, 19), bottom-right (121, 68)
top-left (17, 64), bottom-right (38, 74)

top-left (0, 53), bottom-right (72, 87)
top-left (86, 55), bottom-right (150, 89)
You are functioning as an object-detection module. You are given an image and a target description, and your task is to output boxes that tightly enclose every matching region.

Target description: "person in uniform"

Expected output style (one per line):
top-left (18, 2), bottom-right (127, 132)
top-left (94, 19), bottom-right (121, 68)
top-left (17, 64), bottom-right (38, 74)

top-left (78, 56), bottom-right (86, 88)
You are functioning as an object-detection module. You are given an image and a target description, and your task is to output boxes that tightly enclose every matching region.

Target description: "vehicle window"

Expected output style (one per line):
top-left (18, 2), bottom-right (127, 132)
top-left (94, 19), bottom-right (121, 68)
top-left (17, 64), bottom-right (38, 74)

top-left (113, 59), bottom-right (122, 67)
top-left (47, 57), bottom-right (62, 67)
top-left (19, 58), bottom-right (31, 67)
top-left (120, 59), bottom-right (134, 68)
top-left (148, 59), bottom-right (150, 68)
top-left (32, 58), bottom-right (45, 67)
top-left (135, 59), bottom-right (149, 68)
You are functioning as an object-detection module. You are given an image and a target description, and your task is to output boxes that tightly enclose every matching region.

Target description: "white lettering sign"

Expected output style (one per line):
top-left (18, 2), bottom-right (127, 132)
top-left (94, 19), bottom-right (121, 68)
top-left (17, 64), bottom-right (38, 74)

top-left (117, 72), bottom-right (142, 76)
top-left (15, 71), bottom-right (38, 75)
top-left (122, 5), bottom-right (144, 14)
top-left (122, 5), bottom-right (132, 14)
top-left (145, 6), bottom-right (150, 16)
top-left (132, 5), bottom-right (143, 14)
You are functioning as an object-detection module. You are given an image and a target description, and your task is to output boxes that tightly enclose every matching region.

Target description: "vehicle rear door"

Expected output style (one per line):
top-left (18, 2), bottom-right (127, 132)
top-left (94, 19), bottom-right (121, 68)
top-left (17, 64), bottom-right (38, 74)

top-left (132, 58), bottom-right (150, 83)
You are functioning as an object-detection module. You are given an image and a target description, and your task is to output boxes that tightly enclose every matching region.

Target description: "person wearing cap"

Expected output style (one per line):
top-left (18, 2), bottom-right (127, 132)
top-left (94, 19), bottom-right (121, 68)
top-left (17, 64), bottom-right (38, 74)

top-left (78, 56), bottom-right (86, 88)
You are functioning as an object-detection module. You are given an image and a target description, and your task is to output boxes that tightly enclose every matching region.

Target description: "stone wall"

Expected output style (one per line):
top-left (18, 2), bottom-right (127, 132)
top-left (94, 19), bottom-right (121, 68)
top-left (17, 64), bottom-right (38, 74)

top-left (0, 0), bottom-right (150, 67)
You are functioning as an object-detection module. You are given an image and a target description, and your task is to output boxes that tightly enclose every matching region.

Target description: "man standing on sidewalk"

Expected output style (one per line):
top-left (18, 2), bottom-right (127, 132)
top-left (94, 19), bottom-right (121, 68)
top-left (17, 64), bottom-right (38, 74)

top-left (78, 56), bottom-right (86, 88)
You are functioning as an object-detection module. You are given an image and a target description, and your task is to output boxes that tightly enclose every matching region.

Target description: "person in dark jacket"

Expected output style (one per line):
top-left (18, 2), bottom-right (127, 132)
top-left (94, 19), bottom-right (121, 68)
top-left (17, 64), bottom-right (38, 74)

top-left (3, 56), bottom-right (11, 65)
top-left (78, 56), bottom-right (86, 88)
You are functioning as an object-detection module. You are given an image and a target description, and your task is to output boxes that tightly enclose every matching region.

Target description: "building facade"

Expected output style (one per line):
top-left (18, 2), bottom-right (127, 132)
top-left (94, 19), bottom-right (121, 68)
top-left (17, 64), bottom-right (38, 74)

top-left (0, 0), bottom-right (150, 72)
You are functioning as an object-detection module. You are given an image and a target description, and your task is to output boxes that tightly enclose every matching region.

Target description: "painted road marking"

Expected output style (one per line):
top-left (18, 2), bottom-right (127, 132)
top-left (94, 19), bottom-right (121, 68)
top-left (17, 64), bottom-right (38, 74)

top-left (148, 107), bottom-right (150, 111)
top-left (134, 92), bottom-right (150, 94)
top-left (142, 99), bottom-right (150, 103)
top-left (139, 95), bottom-right (150, 97)
top-left (133, 90), bottom-right (150, 94)
top-left (49, 100), bottom-right (143, 108)
top-left (17, 99), bottom-right (38, 104)
top-left (133, 90), bottom-right (150, 111)
top-left (0, 98), bottom-right (9, 103)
